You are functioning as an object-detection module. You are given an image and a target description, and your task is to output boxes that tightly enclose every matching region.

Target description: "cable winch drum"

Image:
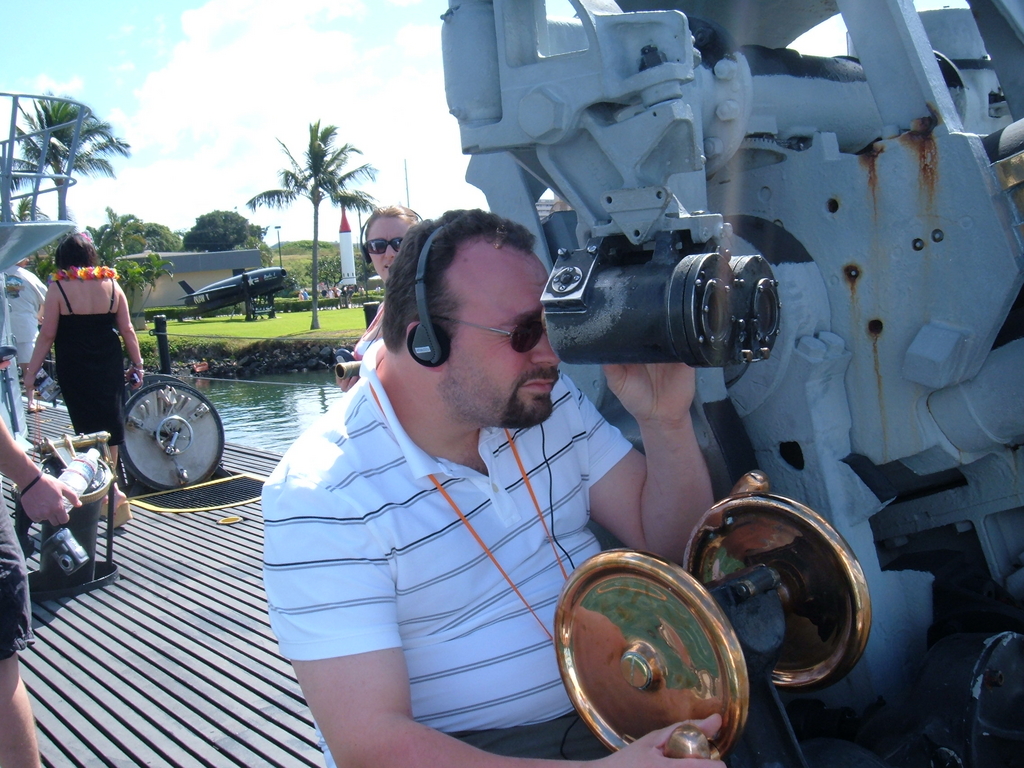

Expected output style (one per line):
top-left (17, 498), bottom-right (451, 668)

top-left (121, 377), bottom-right (225, 490)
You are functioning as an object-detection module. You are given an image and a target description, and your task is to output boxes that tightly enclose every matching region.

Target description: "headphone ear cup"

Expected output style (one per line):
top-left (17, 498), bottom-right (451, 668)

top-left (407, 323), bottom-right (450, 367)
top-left (359, 220), bottom-right (372, 264)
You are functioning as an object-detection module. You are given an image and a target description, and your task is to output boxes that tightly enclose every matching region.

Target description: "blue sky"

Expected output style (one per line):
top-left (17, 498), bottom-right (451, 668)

top-left (2, 0), bottom-right (964, 245)
top-left (3, 0), bottom-right (487, 242)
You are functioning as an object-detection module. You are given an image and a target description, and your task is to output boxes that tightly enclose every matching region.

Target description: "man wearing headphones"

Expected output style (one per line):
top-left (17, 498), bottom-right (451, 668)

top-left (262, 209), bottom-right (719, 767)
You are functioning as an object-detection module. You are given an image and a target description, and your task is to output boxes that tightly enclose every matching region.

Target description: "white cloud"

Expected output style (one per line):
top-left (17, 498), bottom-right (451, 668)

top-left (30, 74), bottom-right (85, 97)
top-left (394, 23), bottom-right (442, 59)
top-left (66, 0), bottom-right (485, 240)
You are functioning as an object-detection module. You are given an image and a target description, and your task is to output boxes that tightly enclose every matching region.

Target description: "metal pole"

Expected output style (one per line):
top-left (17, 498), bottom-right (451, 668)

top-left (154, 315), bottom-right (172, 374)
top-left (275, 226), bottom-right (282, 268)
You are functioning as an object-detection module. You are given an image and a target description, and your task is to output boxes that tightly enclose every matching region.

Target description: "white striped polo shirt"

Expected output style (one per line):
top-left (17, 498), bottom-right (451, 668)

top-left (262, 343), bottom-right (632, 732)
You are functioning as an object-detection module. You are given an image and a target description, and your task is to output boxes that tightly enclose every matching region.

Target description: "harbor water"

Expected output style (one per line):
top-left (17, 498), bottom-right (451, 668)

top-left (189, 371), bottom-right (346, 455)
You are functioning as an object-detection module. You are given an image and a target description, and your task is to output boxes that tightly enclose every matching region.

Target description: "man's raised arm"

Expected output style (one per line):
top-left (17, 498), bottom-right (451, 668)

top-left (588, 363), bottom-right (714, 562)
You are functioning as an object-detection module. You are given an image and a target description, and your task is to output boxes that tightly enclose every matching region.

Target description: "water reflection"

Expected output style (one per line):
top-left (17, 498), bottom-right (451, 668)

top-left (189, 372), bottom-right (344, 455)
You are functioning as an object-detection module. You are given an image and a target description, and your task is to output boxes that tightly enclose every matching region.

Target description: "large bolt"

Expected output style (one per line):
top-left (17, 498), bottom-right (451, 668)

top-left (704, 137), bottom-right (725, 158)
top-left (716, 100), bottom-right (741, 121)
top-left (714, 58), bottom-right (737, 81)
top-left (519, 89), bottom-right (566, 140)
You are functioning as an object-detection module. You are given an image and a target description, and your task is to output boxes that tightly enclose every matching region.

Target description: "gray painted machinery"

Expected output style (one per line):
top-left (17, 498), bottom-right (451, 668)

top-left (441, 1), bottom-right (1024, 766)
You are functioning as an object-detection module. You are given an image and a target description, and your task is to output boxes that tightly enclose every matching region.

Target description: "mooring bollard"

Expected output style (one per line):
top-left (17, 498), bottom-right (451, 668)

top-left (153, 314), bottom-right (172, 374)
top-left (363, 301), bottom-right (380, 327)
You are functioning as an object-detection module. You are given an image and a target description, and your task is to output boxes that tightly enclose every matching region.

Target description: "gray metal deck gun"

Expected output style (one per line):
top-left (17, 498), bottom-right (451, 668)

top-left (443, 0), bottom-right (781, 368)
top-left (441, 1), bottom-right (1024, 766)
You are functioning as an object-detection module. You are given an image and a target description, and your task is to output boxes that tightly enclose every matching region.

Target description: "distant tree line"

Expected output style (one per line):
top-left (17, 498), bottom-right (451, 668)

top-left (16, 95), bottom-right (377, 321)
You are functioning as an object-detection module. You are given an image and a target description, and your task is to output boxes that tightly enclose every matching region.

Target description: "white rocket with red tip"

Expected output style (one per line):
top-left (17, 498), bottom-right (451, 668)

top-left (339, 208), bottom-right (356, 287)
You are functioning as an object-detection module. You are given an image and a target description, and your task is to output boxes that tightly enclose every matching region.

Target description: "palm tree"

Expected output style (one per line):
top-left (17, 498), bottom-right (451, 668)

top-left (17, 94), bottom-right (131, 219)
top-left (247, 121), bottom-right (376, 329)
top-left (88, 207), bottom-right (146, 264)
top-left (14, 198), bottom-right (48, 222)
top-left (115, 252), bottom-right (175, 331)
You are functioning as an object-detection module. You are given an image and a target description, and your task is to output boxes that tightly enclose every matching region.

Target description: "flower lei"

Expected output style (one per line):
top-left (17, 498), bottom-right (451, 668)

top-left (51, 266), bottom-right (119, 282)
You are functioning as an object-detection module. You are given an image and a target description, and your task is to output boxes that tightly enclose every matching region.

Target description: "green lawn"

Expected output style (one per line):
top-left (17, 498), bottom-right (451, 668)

top-left (138, 307), bottom-right (373, 363)
top-left (158, 307), bottom-right (370, 341)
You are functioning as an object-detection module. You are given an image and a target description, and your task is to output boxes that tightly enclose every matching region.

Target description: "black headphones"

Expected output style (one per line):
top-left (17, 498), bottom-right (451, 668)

top-left (358, 218), bottom-right (375, 264)
top-left (359, 208), bottom-right (422, 264)
top-left (407, 225), bottom-right (450, 367)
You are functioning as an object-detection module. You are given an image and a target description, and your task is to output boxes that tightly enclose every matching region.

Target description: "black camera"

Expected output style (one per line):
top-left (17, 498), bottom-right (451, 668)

top-left (42, 527), bottom-right (90, 575)
top-left (541, 231), bottom-right (780, 367)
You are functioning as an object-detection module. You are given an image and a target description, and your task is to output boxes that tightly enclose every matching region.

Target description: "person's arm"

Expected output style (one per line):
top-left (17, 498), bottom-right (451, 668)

top-left (0, 417), bottom-right (75, 525)
top-left (24, 290), bottom-right (61, 409)
top-left (32, 274), bottom-right (47, 323)
top-left (294, 649), bottom-right (722, 768)
top-left (588, 363), bottom-right (713, 563)
top-left (113, 283), bottom-right (144, 388)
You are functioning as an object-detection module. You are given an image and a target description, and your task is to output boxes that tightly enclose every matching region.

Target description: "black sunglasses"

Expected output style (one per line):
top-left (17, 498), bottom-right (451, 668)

top-left (437, 316), bottom-right (546, 354)
top-left (365, 237), bottom-right (403, 255)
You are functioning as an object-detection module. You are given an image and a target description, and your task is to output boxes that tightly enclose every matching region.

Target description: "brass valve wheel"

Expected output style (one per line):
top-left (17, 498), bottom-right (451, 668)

top-left (555, 549), bottom-right (747, 756)
top-left (684, 471), bottom-right (872, 690)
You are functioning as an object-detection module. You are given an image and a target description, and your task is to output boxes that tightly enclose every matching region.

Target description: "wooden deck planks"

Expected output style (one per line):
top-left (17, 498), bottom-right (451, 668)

top-left (10, 404), bottom-right (321, 767)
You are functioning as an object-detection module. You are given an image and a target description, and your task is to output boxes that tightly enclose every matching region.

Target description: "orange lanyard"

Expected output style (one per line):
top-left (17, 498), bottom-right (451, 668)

top-left (502, 427), bottom-right (569, 585)
top-left (370, 386), bottom-right (567, 641)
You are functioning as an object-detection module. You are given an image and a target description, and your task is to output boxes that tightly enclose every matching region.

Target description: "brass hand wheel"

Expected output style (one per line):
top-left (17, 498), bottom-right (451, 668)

top-left (555, 549), bottom-right (746, 757)
top-left (684, 471), bottom-right (872, 690)
top-left (554, 471), bottom-right (871, 759)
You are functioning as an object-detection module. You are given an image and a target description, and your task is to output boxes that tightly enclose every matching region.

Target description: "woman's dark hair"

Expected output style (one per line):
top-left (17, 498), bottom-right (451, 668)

top-left (55, 233), bottom-right (100, 269)
top-left (381, 209), bottom-right (535, 352)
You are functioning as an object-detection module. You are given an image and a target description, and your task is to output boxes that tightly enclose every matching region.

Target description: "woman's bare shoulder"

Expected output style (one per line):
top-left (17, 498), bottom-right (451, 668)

top-left (53, 278), bottom-right (119, 313)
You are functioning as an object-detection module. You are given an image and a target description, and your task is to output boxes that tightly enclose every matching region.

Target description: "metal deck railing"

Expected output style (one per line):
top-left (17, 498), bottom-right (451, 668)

top-left (0, 92), bottom-right (84, 269)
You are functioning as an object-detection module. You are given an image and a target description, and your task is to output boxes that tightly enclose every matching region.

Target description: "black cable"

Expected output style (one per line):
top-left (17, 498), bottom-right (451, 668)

top-left (540, 422), bottom-right (575, 570)
top-left (559, 714), bottom-right (582, 759)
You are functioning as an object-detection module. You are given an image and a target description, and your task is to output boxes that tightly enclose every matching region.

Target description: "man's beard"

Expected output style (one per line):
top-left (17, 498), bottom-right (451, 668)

top-left (498, 367), bottom-right (559, 429)
top-left (439, 365), bottom-right (559, 430)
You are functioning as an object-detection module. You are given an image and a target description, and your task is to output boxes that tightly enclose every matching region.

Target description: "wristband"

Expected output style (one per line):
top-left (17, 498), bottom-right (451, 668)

top-left (20, 473), bottom-right (43, 497)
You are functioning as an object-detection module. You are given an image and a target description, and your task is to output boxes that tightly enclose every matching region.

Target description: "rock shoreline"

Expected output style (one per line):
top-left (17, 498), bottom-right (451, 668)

top-left (164, 340), bottom-right (350, 380)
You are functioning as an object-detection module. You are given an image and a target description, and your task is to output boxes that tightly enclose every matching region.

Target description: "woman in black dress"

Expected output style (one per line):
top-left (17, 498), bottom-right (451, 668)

top-left (25, 232), bottom-right (144, 526)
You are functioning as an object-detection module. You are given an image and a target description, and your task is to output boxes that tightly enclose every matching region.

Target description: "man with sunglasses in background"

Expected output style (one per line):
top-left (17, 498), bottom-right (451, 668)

top-left (262, 209), bottom-right (719, 768)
